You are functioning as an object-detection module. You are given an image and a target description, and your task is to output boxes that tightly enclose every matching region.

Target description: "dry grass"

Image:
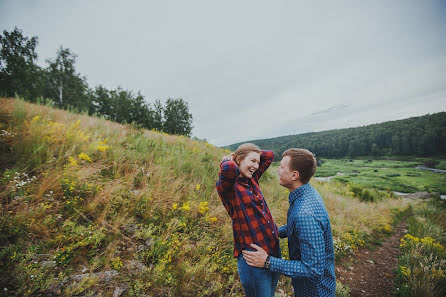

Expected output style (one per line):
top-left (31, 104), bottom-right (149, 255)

top-left (314, 180), bottom-right (415, 236)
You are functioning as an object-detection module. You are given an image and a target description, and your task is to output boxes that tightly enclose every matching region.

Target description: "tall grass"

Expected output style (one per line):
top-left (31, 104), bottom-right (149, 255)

top-left (0, 98), bottom-right (417, 296)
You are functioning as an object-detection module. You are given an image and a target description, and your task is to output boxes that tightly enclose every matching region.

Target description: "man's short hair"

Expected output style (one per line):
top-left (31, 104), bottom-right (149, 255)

top-left (282, 148), bottom-right (316, 184)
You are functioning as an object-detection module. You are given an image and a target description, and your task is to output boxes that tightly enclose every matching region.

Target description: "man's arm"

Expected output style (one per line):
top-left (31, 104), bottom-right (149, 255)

top-left (243, 214), bottom-right (325, 282)
top-left (278, 225), bottom-right (287, 238)
top-left (269, 214), bottom-right (325, 281)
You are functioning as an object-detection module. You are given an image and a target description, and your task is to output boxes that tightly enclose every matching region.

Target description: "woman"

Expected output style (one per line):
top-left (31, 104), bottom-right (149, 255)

top-left (216, 143), bottom-right (280, 297)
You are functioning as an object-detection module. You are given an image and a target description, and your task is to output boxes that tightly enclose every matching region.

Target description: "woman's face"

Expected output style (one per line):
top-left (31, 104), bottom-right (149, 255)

top-left (237, 151), bottom-right (260, 178)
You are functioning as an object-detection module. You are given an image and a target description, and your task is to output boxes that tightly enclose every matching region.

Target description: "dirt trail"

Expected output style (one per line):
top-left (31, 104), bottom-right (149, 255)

top-left (335, 220), bottom-right (408, 297)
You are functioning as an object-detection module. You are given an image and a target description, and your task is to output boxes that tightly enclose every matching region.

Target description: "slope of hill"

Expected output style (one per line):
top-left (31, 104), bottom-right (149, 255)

top-left (227, 112), bottom-right (446, 158)
top-left (0, 98), bottom-right (415, 296)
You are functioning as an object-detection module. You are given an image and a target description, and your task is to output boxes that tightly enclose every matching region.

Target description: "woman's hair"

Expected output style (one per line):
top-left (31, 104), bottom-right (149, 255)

top-left (282, 148), bottom-right (316, 184)
top-left (233, 143), bottom-right (261, 165)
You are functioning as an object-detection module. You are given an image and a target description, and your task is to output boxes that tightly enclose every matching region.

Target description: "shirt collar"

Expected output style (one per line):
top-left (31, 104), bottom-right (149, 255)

top-left (237, 176), bottom-right (251, 185)
top-left (289, 183), bottom-right (311, 205)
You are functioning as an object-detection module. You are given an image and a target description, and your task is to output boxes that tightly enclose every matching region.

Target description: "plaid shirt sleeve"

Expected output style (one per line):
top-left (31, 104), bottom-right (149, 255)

top-left (252, 150), bottom-right (275, 182)
top-left (269, 212), bottom-right (325, 281)
top-left (215, 160), bottom-right (239, 217)
top-left (216, 160), bottom-right (239, 193)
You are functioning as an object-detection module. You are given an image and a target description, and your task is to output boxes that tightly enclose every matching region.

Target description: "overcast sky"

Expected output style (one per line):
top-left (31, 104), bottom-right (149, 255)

top-left (1, 0), bottom-right (446, 146)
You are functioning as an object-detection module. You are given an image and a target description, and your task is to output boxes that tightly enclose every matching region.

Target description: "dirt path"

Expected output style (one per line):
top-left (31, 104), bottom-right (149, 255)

top-left (335, 220), bottom-right (408, 297)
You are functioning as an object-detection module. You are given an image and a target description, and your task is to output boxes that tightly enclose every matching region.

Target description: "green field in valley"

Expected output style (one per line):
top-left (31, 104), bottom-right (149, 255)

top-left (313, 158), bottom-right (446, 194)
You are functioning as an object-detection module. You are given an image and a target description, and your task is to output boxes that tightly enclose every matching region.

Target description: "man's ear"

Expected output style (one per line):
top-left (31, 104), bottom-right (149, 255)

top-left (292, 171), bottom-right (300, 181)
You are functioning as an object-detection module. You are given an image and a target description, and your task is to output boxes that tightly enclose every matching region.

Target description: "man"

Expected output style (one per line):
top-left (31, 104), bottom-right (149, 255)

top-left (242, 148), bottom-right (336, 297)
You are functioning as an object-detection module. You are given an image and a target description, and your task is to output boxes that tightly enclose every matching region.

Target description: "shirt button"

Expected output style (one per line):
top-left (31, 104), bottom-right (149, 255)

top-left (268, 221), bottom-right (270, 223)
top-left (272, 231), bottom-right (275, 234)
top-left (263, 211), bottom-right (265, 214)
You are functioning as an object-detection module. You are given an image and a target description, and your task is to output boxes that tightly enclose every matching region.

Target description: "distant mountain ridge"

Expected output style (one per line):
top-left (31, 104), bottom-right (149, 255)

top-left (227, 112), bottom-right (446, 158)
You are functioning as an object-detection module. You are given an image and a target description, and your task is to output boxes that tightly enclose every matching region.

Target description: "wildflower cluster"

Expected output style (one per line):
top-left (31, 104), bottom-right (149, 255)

top-left (68, 156), bottom-right (78, 167)
top-left (38, 201), bottom-right (52, 211)
top-left (61, 175), bottom-right (78, 197)
top-left (171, 201), bottom-right (217, 223)
top-left (0, 129), bottom-right (17, 139)
top-left (60, 174), bottom-right (101, 209)
top-left (208, 245), bottom-right (237, 275)
top-left (95, 139), bottom-right (110, 152)
top-left (160, 235), bottom-right (182, 265)
top-left (380, 223), bottom-right (392, 234)
top-left (180, 202), bottom-right (190, 211)
top-left (198, 201), bottom-right (209, 214)
top-left (400, 265), bottom-right (411, 277)
top-left (110, 256), bottom-right (123, 271)
top-left (333, 230), bottom-right (364, 259)
top-left (4, 171), bottom-right (37, 195)
top-left (9, 172), bottom-right (37, 188)
top-left (400, 234), bottom-right (444, 254)
top-left (78, 152), bottom-right (92, 162)
top-left (53, 221), bottom-right (107, 265)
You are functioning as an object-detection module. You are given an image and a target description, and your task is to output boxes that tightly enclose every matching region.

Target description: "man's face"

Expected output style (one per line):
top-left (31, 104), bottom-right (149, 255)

top-left (238, 151), bottom-right (260, 179)
top-left (277, 155), bottom-right (294, 189)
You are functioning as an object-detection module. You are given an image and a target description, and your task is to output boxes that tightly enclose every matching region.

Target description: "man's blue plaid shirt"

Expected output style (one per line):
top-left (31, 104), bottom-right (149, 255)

top-left (269, 183), bottom-right (336, 297)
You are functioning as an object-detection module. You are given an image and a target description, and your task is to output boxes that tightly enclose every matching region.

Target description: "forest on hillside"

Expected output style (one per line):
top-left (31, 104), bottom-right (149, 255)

top-left (0, 27), bottom-right (193, 136)
top-left (228, 112), bottom-right (446, 158)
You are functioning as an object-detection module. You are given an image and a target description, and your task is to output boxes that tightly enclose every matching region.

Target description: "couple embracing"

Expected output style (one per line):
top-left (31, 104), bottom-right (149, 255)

top-left (216, 143), bottom-right (336, 297)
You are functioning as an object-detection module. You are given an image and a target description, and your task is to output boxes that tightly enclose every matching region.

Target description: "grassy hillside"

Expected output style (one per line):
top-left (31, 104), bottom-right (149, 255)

top-left (0, 98), bottom-right (417, 296)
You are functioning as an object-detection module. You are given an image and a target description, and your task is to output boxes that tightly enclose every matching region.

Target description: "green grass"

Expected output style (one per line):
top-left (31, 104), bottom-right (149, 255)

top-left (314, 158), bottom-right (446, 194)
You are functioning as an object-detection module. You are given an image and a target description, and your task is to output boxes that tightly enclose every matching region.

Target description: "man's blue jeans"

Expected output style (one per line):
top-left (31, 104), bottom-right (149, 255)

top-left (237, 254), bottom-right (280, 297)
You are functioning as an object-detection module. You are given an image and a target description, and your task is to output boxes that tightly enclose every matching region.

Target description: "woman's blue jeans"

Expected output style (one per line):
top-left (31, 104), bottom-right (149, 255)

top-left (237, 253), bottom-right (280, 297)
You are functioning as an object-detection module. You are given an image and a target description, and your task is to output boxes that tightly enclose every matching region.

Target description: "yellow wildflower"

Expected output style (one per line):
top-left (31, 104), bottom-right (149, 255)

top-left (206, 216), bottom-right (217, 223)
top-left (172, 203), bottom-right (178, 210)
top-left (180, 202), bottom-right (190, 211)
top-left (78, 152), bottom-right (92, 162)
top-left (400, 266), bottom-right (411, 277)
top-left (68, 156), bottom-right (78, 166)
top-left (432, 268), bottom-right (445, 280)
top-left (95, 144), bottom-right (110, 152)
top-left (198, 201), bottom-right (209, 214)
top-left (31, 115), bottom-right (40, 123)
top-left (196, 184), bottom-right (201, 191)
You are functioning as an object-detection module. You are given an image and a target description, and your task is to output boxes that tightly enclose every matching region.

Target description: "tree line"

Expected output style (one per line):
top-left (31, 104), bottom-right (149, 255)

top-left (0, 27), bottom-right (193, 136)
top-left (228, 112), bottom-right (446, 158)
